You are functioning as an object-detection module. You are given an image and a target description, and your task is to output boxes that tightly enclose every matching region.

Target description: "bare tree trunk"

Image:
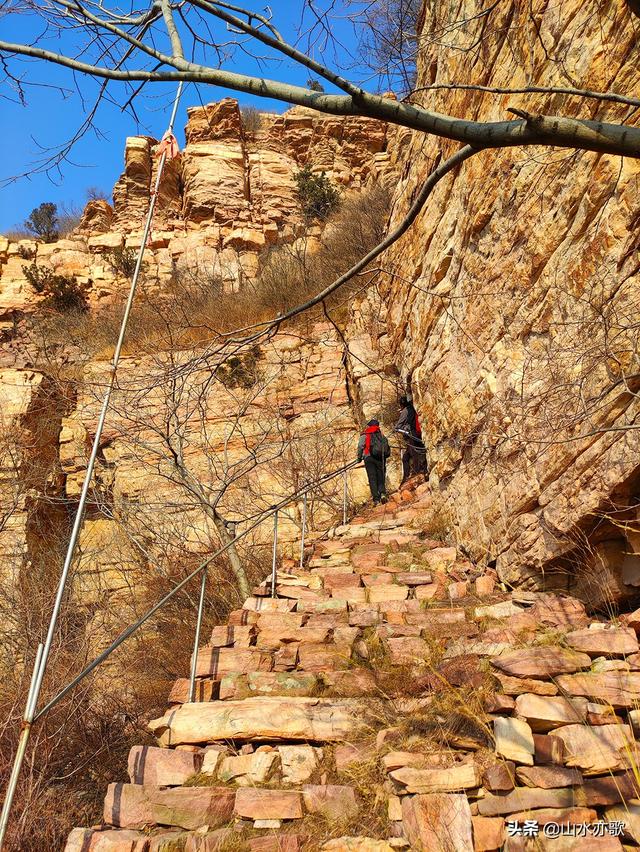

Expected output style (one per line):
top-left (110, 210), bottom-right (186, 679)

top-left (212, 510), bottom-right (250, 600)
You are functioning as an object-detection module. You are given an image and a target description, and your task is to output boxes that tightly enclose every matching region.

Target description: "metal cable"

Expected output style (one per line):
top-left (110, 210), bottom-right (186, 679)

top-left (33, 457), bottom-right (359, 722)
top-left (0, 84), bottom-right (185, 849)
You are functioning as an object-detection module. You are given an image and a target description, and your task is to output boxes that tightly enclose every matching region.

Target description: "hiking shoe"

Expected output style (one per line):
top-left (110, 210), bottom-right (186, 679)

top-left (373, 499), bottom-right (380, 506)
top-left (380, 494), bottom-right (388, 504)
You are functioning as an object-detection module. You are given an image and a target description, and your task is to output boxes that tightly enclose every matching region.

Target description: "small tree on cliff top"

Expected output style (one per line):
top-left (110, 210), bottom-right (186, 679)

top-left (23, 202), bottom-right (59, 243)
top-left (22, 263), bottom-right (89, 313)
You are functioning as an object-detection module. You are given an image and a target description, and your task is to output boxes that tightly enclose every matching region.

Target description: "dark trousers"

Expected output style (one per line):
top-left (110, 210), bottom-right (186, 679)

top-left (402, 438), bottom-right (428, 482)
top-left (364, 456), bottom-right (386, 502)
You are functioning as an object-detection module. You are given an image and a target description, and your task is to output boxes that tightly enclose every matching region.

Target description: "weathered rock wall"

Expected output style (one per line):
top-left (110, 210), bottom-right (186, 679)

top-left (360, 0), bottom-right (640, 606)
top-left (0, 98), bottom-right (395, 329)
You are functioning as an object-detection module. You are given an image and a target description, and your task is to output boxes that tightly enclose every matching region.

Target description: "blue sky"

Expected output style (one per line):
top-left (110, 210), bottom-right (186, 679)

top-left (0, 4), bottom-right (363, 233)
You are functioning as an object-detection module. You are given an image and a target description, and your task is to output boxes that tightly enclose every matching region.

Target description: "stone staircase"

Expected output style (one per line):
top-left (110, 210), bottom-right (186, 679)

top-left (64, 481), bottom-right (640, 851)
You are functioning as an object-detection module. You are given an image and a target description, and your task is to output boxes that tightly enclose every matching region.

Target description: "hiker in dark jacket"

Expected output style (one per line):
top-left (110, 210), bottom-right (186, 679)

top-left (395, 396), bottom-right (428, 484)
top-left (357, 419), bottom-right (391, 505)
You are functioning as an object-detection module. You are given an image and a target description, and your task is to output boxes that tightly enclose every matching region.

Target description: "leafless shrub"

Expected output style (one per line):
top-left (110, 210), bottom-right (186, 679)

top-left (240, 105), bottom-right (262, 135)
top-left (104, 245), bottom-right (138, 279)
top-left (250, 184), bottom-right (391, 320)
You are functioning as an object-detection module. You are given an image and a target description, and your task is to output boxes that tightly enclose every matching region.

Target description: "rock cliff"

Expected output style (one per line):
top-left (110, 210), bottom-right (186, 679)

top-left (0, 99), bottom-right (397, 612)
top-left (349, 0), bottom-right (640, 607)
top-left (0, 97), bottom-right (393, 327)
top-left (2, 1), bottom-right (640, 631)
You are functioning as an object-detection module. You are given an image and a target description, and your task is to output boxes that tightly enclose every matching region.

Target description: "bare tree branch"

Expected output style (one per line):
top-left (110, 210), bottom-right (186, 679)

top-left (2, 1), bottom-right (640, 158)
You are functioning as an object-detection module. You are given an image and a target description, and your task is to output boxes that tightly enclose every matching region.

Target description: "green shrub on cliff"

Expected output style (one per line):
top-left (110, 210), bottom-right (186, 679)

top-left (294, 165), bottom-right (340, 221)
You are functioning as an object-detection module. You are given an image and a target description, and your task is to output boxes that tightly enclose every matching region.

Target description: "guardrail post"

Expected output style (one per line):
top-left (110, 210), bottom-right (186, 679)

top-left (299, 492), bottom-right (307, 569)
top-left (271, 509), bottom-right (279, 598)
top-left (188, 568), bottom-right (208, 703)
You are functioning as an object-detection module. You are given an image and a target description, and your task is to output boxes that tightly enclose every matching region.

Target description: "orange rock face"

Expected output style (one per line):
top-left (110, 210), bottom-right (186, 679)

top-left (344, 0), bottom-right (640, 605)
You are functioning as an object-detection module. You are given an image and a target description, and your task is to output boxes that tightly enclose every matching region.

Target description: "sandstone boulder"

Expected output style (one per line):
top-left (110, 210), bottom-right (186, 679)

top-left (103, 784), bottom-right (234, 830)
top-left (477, 787), bottom-right (577, 817)
top-left (218, 671), bottom-right (318, 700)
top-left (471, 816), bottom-right (504, 852)
top-left (127, 746), bottom-right (201, 786)
top-left (604, 803), bottom-right (640, 843)
top-left (217, 751), bottom-right (279, 784)
top-left (496, 674), bottom-right (558, 696)
top-left (494, 717), bottom-right (534, 765)
top-left (555, 670), bottom-right (640, 708)
top-left (529, 596), bottom-right (589, 629)
top-left (532, 733), bottom-right (565, 765)
top-left (514, 694), bottom-right (588, 731)
top-left (168, 679), bottom-right (217, 704)
top-left (491, 647), bottom-right (591, 678)
top-left (552, 723), bottom-right (634, 775)
top-left (302, 785), bottom-right (359, 821)
top-left (515, 765), bottom-right (582, 789)
top-left (389, 763), bottom-right (482, 794)
top-left (279, 745), bottom-right (321, 783)
top-left (234, 789), bottom-right (303, 820)
top-left (565, 624), bottom-right (638, 656)
top-left (386, 637), bottom-right (430, 664)
top-left (149, 697), bottom-right (360, 745)
top-left (582, 771), bottom-right (640, 805)
top-left (297, 643), bottom-right (351, 671)
top-left (482, 762), bottom-right (515, 792)
top-left (78, 199), bottom-right (114, 234)
top-left (402, 793), bottom-right (473, 851)
top-left (194, 647), bottom-right (272, 678)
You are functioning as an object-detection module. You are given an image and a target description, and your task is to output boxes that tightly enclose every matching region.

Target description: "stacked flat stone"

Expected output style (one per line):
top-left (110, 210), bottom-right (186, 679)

top-left (64, 482), bottom-right (640, 850)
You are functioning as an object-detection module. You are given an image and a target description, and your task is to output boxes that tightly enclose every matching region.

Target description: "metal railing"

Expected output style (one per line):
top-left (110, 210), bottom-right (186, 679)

top-left (33, 457), bottom-right (359, 725)
top-left (0, 455), bottom-right (361, 844)
top-left (0, 81), bottom-right (186, 850)
top-left (188, 459), bottom-right (359, 698)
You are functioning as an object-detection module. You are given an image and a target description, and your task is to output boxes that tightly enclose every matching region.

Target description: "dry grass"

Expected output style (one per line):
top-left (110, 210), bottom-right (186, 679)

top-left (423, 501), bottom-right (456, 544)
top-left (0, 513), bottom-right (266, 850)
top-left (18, 184), bottom-right (391, 378)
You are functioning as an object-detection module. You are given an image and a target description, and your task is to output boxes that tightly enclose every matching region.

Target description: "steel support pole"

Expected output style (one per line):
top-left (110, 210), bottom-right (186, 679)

top-left (188, 566), bottom-right (208, 703)
top-left (271, 510), bottom-right (279, 598)
top-left (0, 85), bottom-right (184, 852)
top-left (0, 643), bottom-right (42, 848)
top-left (299, 492), bottom-right (307, 569)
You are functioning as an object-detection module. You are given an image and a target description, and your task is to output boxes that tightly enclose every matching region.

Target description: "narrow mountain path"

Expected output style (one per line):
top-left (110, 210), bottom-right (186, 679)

top-left (65, 482), bottom-right (640, 851)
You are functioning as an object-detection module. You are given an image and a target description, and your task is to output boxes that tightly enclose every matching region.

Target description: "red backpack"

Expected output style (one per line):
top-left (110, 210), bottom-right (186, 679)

top-left (414, 411), bottom-right (422, 438)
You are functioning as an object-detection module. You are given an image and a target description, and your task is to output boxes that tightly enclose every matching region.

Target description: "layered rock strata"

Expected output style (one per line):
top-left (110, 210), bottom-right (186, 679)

top-left (349, 0), bottom-right (640, 603)
top-left (0, 97), bottom-right (394, 320)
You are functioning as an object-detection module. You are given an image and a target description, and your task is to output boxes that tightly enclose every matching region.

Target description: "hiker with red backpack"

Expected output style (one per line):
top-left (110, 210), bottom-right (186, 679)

top-left (395, 395), bottom-right (428, 485)
top-left (357, 419), bottom-right (391, 505)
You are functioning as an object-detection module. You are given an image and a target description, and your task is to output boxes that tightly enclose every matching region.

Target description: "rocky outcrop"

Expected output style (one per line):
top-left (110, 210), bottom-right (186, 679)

top-left (349, 0), bottom-right (640, 605)
top-left (0, 368), bottom-right (44, 583)
top-left (0, 97), bottom-right (395, 307)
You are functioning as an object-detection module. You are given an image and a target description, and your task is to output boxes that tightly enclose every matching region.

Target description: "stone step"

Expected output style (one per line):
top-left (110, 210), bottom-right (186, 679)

top-left (193, 646), bottom-right (274, 678)
top-left (62, 487), bottom-right (640, 852)
top-left (103, 782), bottom-right (235, 830)
top-left (149, 696), bottom-right (363, 745)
